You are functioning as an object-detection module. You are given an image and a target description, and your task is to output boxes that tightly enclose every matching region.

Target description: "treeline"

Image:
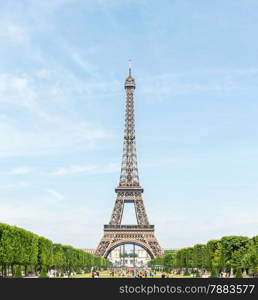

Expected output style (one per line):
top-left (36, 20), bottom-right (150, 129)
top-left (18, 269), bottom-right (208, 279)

top-left (149, 235), bottom-right (258, 277)
top-left (0, 223), bottom-right (108, 278)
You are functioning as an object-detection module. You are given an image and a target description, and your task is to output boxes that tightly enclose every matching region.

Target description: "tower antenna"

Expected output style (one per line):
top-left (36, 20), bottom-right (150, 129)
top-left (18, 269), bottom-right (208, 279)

top-left (128, 59), bottom-right (132, 76)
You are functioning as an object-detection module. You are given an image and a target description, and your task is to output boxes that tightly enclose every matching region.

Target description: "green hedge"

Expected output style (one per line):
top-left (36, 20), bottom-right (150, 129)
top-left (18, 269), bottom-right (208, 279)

top-left (0, 222), bottom-right (109, 277)
top-left (149, 235), bottom-right (258, 277)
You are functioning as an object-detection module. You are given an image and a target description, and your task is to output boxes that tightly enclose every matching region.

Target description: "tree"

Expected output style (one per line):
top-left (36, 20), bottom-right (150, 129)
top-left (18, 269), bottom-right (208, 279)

top-left (148, 235), bottom-right (258, 278)
top-left (210, 268), bottom-right (218, 278)
top-left (0, 222), bottom-right (109, 277)
top-left (241, 235), bottom-right (258, 274)
top-left (235, 268), bottom-right (243, 278)
top-left (205, 240), bottom-right (221, 271)
top-left (163, 251), bottom-right (176, 272)
top-left (0, 223), bottom-right (18, 276)
top-left (221, 236), bottom-right (249, 274)
top-left (53, 244), bottom-right (66, 274)
top-left (38, 237), bottom-right (53, 271)
top-left (193, 244), bottom-right (206, 269)
top-left (212, 242), bottom-right (222, 271)
top-left (14, 265), bottom-right (23, 278)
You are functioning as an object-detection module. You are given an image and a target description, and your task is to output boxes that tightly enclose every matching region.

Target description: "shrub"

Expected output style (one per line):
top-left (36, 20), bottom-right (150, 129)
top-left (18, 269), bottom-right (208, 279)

top-left (39, 267), bottom-right (49, 278)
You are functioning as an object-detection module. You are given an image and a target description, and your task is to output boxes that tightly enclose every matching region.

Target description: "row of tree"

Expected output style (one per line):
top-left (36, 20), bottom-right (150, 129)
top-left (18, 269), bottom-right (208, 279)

top-left (0, 222), bottom-right (109, 277)
top-left (149, 235), bottom-right (258, 277)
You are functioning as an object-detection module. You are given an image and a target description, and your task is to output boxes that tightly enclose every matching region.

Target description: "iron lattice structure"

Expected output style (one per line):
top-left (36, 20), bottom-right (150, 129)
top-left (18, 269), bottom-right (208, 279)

top-left (95, 65), bottom-right (163, 259)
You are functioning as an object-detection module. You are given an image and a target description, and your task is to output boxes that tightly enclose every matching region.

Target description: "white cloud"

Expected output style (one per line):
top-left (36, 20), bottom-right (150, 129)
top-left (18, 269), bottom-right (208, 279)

top-left (37, 69), bottom-right (50, 79)
top-left (0, 68), bottom-right (116, 158)
top-left (70, 51), bottom-right (98, 75)
top-left (52, 162), bottom-right (119, 176)
top-left (28, 0), bottom-right (78, 11)
top-left (4, 160), bottom-right (174, 177)
top-left (142, 158), bottom-right (176, 168)
top-left (0, 24), bottom-right (27, 42)
top-left (0, 73), bottom-right (39, 112)
top-left (102, 162), bottom-right (120, 173)
top-left (8, 167), bottom-right (34, 175)
top-left (0, 198), bottom-right (105, 248)
top-left (0, 71), bottom-right (112, 158)
top-left (1, 193), bottom-right (257, 249)
top-left (50, 86), bottom-right (62, 96)
top-left (150, 203), bottom-right (258, 249)
top-left (0, 182), bottom-right (30, 189)
top-left (46, 189), bottom-right (64, 200)
top-left (52, 165), bottom-right (97, 176)
top-left (0, 119), bottom-right (111, 157)
top-left (139, 67), bottom-right (258, 101)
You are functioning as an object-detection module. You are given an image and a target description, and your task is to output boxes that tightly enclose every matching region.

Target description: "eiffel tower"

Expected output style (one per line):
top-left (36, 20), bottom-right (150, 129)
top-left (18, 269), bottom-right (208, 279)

top-left (95, 63), bottom-right (163, 259)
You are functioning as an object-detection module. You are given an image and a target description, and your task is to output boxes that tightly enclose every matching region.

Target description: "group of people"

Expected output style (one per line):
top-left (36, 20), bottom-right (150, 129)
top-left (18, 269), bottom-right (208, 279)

top-left (134, 270), bottom-right (155, 278)
top-left (108, 269), bottom-right (159, 278)
top-left (91, 269), bottom-right (173, 278)
top-left (91, 271), bottom-right (100, 278)
top-left (161, 273), bottom-right (171, 278)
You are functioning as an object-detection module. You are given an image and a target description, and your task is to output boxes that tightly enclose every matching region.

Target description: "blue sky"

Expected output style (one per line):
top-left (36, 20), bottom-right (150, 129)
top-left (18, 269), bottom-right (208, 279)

top-left (0, 0), bottom-right (258, 249)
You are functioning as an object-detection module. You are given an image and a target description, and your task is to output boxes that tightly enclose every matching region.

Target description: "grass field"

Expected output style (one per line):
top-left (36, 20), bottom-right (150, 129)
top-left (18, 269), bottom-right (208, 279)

top-left (71, 271), bottom-right (193, 278)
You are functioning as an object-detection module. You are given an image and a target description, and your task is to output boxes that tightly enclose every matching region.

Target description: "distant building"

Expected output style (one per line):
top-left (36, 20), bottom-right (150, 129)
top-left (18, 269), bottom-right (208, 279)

top-left (82, 248), bottom-right (96, 255)
top-left (107, 248), bottom-right (151, 268)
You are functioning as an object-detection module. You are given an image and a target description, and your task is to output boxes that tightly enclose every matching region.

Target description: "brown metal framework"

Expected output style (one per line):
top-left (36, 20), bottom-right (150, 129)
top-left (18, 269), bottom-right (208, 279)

top-left (95, 65), bottom-right (163, 258)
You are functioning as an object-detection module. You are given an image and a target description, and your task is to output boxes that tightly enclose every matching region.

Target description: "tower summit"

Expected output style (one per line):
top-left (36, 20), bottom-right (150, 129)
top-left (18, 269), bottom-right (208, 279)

top-left (95, 64), bottom-right (163, 259)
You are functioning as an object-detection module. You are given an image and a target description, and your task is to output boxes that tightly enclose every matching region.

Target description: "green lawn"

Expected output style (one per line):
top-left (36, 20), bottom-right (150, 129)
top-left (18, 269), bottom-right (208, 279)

top-left (71, 271), bottom-right (192, 278)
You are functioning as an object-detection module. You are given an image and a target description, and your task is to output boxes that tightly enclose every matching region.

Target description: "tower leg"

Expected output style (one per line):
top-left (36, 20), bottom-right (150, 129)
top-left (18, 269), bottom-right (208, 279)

top-left (120, 245), bottom-right (121, 268)
top-left (123, 244), bottom-right (125, 268)
top-left (133, 243), bottom-right (136, 268)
